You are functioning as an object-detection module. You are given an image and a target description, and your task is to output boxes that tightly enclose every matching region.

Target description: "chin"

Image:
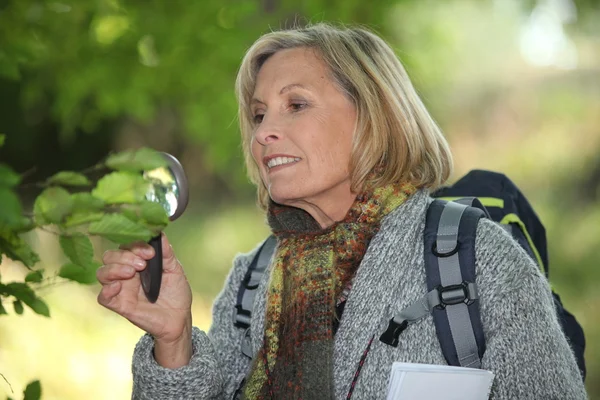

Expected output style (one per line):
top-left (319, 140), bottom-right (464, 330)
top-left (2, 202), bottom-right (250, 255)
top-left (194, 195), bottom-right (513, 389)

top-left (268, 187), bottom-right (303, 207)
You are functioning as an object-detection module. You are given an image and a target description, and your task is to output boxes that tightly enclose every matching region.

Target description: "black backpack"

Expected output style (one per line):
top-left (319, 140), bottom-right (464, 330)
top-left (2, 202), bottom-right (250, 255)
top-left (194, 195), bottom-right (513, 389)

top-left (380, 169), bottom-right (586, 379)
top-left (235, 170), bottom-right (586, 379)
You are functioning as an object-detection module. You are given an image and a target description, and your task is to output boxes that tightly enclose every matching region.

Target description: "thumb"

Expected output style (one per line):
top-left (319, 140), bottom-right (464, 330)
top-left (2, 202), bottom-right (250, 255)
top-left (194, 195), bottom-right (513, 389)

top-left (160, 232), bottom-right (180, 273)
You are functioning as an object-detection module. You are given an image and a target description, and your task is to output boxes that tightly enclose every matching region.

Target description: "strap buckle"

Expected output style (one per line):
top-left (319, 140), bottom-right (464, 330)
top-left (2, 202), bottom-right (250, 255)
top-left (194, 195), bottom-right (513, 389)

top-left (436, 281), bottom-right (476, 309)
top-left (379, 319), bottom-right (409, 347)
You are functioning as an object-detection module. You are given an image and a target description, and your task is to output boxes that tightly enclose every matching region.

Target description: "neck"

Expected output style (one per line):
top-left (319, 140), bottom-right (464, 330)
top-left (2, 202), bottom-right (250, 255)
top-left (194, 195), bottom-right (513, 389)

top-left (285, 187), bottom-right (357, 229)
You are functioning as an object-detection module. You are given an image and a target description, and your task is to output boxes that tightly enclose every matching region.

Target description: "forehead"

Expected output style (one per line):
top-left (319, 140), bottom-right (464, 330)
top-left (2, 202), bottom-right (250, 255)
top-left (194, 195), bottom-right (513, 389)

top-left (253, 47), bottom-right (329, 93)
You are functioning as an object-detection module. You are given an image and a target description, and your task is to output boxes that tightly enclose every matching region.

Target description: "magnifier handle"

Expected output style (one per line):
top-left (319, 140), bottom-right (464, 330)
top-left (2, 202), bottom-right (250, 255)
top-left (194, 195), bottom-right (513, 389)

top-left (141, 234), bottom-right (163, 303)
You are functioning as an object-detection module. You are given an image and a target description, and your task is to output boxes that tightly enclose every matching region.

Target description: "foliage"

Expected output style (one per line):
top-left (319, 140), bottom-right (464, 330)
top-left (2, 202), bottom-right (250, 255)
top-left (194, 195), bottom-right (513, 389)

top-left (0, 138), bottom-right (170, 395)
top-left (0, 139), bottom-right (169, 313)
top-left (0, 0), bottom-right (397, 193)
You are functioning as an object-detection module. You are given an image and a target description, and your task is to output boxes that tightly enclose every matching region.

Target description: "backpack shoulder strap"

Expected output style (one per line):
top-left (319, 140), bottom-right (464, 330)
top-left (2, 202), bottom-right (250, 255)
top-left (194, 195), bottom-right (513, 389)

top-left (234, 235), bottom-right (277, 358)
top-left (424, 199), bottom-right (487, 368)
top-left (379, 198), bottom-right (488, 368)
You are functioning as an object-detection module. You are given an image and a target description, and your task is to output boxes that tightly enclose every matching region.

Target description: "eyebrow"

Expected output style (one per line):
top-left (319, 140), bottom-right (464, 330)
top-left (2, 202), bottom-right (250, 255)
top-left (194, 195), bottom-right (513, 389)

top-left (251, 83), bottom-right (309, 105)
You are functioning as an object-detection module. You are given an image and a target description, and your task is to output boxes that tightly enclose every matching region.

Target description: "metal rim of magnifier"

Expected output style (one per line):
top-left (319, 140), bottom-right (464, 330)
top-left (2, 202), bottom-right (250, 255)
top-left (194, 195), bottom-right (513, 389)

top-left (160, 152), bottom-right (189, 220)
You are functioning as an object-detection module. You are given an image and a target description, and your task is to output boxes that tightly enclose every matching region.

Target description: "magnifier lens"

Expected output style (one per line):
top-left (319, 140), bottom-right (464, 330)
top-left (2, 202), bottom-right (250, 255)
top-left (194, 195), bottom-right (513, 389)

top-left (144, 166), bottom-right (179, 219)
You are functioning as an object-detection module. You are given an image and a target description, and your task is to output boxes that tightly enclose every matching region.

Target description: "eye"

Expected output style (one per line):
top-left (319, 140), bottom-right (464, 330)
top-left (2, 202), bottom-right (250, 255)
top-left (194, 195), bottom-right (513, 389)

top-left (253, 113), bottom-right (264, 124)
top-left (289, 102), bottom-right (307, 112)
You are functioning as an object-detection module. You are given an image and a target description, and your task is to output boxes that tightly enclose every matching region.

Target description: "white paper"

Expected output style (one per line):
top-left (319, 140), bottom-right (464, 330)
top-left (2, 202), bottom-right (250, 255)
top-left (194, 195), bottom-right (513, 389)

top-left (386, 362), bottom-right (494, 400)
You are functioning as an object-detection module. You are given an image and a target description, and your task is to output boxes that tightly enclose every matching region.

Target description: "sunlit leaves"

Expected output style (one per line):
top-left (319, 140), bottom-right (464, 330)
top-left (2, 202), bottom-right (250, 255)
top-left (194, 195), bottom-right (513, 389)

top-left (33, 187), bottom-right (73, 224)
top-left (105, 148), bottom-right (167, 172)
top-left (92, 172), bottom-right (149, 204)
top-left (71, 193), bottom-right (105, 212)
top-left (59, 234), bottom-right (95, 268)
top-left (63, 212), bottom-right (105, 228)
top-left (89, 213), bottom-right (152, 244)
top-left (47, 171), bottom-right (91, 187)
top-left (92, 15), bottom-right (130, 46)
top-left (0, 283), bottom-right (49, 317)
top-left (58, 262), bottom-right (100, 285)
top-left (122, 201), bottom-right (169, 228)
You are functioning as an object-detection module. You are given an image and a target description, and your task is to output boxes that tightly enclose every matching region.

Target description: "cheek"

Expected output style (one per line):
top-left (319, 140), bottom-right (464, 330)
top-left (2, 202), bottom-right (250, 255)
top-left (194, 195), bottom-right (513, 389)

top-left (250, 140), bottom-right (267, 179)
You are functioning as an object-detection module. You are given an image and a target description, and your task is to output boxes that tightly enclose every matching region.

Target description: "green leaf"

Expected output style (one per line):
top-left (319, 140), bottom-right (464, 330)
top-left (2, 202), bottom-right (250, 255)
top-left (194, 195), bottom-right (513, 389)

top-left (91, 171), bottom-right (149, 204)
top-left (121, 201), bottom-right (169, 230)
top-left (59, 234), bottom-right (95, 267)
top-left (88, 213), bottom-right (152, 244)
top-left (0, 298), bottom-right (7, 315)
top-left (0, 164), bottom-right (21, 187)
top-left (25, 270), bottom-right (43, 283)
top-left (23, 380), bottom-right (41, 400)
top-left (140, 201), bottom-right (169, 225)
top-left (58, 262), bottom-right (100, 285)
top-left (71, 193), bottom-right (105, 212)
top-left (0, 134), bottom-right (5, 147)
top-left (105, 148), bottom-right (168, 172)
top-left (0, 187), bottom-right (23, 227)
top-left (0, 231), bottom-right (40, 268)
top-left (48, 171), bottom-right (91, 187)
top-left (13, 217), bottom-right (35, 233)
top-left (2, 283), bottom-right (49, 317)
top-left (13, 299), bottom-right (23, 315)
top-left (63, 212), bottom-right (105, 228)
top-left (33, 187), bottom-right (74, 224)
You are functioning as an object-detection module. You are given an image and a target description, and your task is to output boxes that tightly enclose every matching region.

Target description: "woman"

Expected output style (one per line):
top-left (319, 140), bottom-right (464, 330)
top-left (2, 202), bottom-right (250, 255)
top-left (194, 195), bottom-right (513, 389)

top-left (97, 23), bottom-right (587, 399)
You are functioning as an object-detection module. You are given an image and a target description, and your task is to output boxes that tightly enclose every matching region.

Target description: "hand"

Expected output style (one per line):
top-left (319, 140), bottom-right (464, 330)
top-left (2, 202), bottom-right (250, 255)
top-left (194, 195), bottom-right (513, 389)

top-left (97, 233), bottom-right (193, 350)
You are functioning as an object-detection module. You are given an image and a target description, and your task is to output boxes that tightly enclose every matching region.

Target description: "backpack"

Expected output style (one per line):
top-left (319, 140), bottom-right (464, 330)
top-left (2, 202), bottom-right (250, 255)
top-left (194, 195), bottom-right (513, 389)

top-left (233, 169), bottom-right (586, 379)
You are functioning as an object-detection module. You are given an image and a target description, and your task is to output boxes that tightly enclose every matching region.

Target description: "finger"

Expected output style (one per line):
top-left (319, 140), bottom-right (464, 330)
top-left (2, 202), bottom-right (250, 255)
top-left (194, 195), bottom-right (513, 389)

top-left (96, 264), bottom-right (138, 285)
top-left (160, 233), bottom-right (180, 273)
top-left (102, 249), bottom-right (148, 270)
top-left (97, 281), bottom-right (122, 307)
top-left (119, 241), bottom-right (155, 260)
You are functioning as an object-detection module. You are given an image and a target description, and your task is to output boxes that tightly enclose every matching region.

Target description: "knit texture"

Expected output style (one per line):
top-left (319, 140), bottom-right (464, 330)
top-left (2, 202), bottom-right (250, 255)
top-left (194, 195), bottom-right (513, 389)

top-left (131, 190), bottom-right (588, 400)
top-left (242, 183), bottom-right (416, 399)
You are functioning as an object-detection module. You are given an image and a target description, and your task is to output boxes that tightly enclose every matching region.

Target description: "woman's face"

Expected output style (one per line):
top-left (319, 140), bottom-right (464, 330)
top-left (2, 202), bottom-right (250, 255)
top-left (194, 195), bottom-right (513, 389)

top-left (250, 47), bottom-right (357, 219)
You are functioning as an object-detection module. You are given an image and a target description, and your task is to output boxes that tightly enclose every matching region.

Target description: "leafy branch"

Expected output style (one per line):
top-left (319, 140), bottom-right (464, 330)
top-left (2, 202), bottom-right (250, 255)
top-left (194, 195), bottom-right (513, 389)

top-left (0, 136), bottom-right (174, 397)
top-left (0, 137), bottom-right (171, 317)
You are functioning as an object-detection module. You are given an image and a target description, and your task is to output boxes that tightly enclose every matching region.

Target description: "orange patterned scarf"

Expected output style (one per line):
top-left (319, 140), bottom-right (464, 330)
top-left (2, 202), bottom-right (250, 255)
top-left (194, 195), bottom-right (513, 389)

top-left (242, 183), bottom-right (416, 399)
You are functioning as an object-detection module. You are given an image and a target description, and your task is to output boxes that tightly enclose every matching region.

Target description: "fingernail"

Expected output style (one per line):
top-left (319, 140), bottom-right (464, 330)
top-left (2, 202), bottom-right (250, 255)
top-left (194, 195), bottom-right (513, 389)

top-left (134, 259), bottom-right (145, 268)
top-left (143, 248), bottom-right (153, 257)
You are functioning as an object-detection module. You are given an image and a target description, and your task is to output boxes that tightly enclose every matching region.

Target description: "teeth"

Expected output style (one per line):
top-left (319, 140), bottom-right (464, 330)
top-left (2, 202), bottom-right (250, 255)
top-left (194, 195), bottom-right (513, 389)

top-left (267, 157), bottom-right (300, 169)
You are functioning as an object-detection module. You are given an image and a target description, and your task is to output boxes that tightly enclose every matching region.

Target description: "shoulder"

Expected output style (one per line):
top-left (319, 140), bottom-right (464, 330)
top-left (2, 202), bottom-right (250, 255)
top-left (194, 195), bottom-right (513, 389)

top-left (379, 189), bottom-right (431, 234)
top-left (474, 217), bottom-right (546, 294)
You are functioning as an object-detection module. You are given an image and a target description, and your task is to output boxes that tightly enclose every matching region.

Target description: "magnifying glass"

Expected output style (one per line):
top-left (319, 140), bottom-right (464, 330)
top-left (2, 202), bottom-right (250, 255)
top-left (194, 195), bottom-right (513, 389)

top-left (141, 152), bottom-right (189, 303)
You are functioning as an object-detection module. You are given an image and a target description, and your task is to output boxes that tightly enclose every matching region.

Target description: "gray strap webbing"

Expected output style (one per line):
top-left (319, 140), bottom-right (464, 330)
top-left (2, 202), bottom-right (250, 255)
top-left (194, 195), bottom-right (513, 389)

top-left (239, 237), bottom-right (277, 317)
top-left (389, 282), bottom-right (478, 332)
top-left (437, 202), bottom-right (481, 368)
top-left (452, 197), bottom-right (477, 207)
top-left (236, 236), bottom-right (277, 358)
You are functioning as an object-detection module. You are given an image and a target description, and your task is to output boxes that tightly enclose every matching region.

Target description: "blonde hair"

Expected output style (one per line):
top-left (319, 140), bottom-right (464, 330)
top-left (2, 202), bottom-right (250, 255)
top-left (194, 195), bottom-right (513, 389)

top-left (235, 23), bottom-right (453, 210)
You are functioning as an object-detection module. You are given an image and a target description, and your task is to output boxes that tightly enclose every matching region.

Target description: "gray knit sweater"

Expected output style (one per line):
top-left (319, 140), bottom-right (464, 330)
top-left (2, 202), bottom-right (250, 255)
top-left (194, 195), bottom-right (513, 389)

top-left (131, 190), bottom-right (587, 399)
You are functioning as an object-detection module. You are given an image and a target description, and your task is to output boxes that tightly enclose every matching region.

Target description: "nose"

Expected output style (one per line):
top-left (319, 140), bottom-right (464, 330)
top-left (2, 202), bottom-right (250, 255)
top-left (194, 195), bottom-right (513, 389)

top-left (253, 114), bottom-right (282, 146)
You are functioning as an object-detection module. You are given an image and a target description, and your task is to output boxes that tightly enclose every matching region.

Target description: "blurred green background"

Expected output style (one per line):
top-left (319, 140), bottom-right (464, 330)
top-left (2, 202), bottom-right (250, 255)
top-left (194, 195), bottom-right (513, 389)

top-left (1, 0), bottom-right (599, 398)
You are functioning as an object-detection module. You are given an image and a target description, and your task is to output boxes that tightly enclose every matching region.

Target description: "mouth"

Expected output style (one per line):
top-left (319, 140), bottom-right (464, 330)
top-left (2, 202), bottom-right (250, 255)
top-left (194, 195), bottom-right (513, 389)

top-left (264, 156), bottom-right (301, 170)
